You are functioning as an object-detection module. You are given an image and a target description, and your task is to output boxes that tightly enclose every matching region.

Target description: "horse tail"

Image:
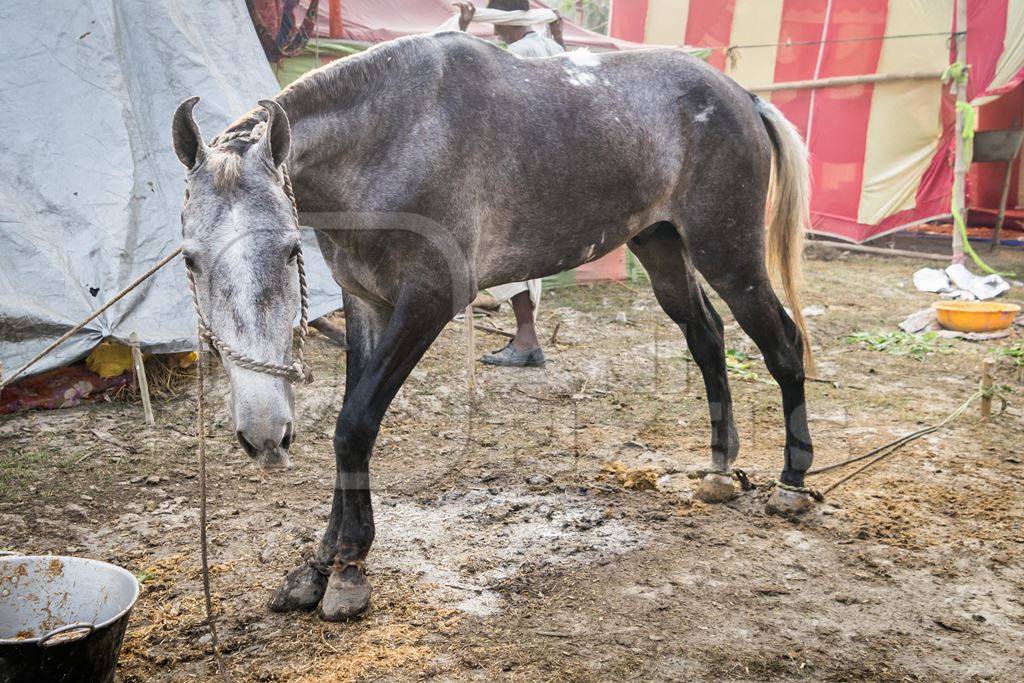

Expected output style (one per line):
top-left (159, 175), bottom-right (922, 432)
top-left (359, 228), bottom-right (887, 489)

top-left (754, 96), bottom-right (814, 374)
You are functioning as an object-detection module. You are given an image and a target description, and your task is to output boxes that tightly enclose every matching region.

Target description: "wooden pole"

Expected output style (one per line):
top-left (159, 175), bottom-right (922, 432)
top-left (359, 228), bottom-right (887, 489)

top-left (951, 1), bottom-right (969, 265)
top-left (980, 357), bottom-right (995, 419)
top-left (464, 304), bottom-right (476, 396)
top-left (130, 332), bottom-right (155, 426)
top-left (328, 0), bottom-right (343, 39)
top-left (807, 240), bottom-right (950, 262)
top-left (749, 70), bottom-right (944, 94)
top-left (990, 160), bottom-right (1014, 253)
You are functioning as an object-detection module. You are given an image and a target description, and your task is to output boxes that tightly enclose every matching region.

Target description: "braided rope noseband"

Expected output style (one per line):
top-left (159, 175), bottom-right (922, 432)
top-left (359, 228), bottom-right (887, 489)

top-left (185, 127), bottom-right (312, 384)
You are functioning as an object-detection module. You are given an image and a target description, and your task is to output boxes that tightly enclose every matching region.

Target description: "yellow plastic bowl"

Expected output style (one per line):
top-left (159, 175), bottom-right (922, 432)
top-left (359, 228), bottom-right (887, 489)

top-left (931, 300), bottom-right (1021, 333)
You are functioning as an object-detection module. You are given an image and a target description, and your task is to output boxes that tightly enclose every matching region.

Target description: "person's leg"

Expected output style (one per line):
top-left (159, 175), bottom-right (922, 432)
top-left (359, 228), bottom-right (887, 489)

top-left (481, 280), bottom-right (545, 367)
top-left (509, 290), bottom-right (539, 351)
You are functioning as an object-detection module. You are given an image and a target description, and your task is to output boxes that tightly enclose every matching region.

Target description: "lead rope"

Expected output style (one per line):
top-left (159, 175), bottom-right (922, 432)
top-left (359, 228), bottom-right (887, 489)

top-left (197, 338), bottom-right (231, 683)
top-left (190, 154), bottom-right (308, 683)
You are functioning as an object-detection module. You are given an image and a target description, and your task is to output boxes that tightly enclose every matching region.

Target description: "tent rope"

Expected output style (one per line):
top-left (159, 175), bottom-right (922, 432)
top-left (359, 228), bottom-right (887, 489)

top-left (0, 247), bottom-right (183, 390)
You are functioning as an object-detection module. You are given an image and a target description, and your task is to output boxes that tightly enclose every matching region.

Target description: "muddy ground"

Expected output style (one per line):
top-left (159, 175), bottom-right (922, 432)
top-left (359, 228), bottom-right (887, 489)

top-left (2, 251), bottom-right (1023, 681)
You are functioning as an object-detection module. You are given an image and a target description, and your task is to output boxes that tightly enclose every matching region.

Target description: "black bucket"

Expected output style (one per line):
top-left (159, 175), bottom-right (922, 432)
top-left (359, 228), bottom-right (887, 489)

top-left (0, 555), bottom-right (140, 683)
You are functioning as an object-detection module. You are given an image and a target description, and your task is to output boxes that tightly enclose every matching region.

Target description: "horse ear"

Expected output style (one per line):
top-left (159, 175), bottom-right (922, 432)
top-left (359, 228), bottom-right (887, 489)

top-left (257, 99), bottom-right (291, 168)
top-left (172, 96), bottom-right (208, 169)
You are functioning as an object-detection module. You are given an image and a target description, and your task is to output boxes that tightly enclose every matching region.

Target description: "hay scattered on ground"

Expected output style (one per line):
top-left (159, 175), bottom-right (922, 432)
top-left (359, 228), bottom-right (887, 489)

top-left (599, 460), bottom-right (661, 491)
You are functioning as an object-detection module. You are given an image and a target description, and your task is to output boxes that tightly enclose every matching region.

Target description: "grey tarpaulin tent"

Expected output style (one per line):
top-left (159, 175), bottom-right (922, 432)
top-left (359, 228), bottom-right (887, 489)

top-left (0, 0), bottom-right (341, 380)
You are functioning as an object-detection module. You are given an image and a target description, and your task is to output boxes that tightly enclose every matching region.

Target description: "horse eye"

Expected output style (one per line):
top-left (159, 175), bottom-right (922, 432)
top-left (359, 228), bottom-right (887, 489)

top-left (288, 244), bottom-right (300, 264)
top-left (183, 255), bottom-right (199, 273)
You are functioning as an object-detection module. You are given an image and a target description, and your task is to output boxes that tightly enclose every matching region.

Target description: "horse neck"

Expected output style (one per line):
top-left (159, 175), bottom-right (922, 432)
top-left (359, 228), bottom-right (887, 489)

top-left (276, 41), bottom-right (423, 181)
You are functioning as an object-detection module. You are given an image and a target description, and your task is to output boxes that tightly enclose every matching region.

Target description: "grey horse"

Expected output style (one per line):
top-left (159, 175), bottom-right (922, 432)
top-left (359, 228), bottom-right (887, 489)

top-left (172, 31), bottom-right (815, 621)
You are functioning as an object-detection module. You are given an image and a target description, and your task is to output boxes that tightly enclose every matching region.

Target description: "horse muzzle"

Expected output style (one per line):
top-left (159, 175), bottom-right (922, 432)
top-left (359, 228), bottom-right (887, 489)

top-left (236, 421), bottom-right (295, 472)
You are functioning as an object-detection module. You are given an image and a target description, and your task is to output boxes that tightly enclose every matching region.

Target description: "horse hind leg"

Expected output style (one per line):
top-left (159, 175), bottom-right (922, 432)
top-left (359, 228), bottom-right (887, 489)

top-left (703, 267), bottom-right (816, 515)
top-left (628, 222), bottom-right (740, 503)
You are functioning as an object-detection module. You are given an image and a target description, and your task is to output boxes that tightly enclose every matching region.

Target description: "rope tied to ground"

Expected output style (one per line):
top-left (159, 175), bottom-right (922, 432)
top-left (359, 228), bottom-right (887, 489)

top-left (769, 479), bottom-right (825, 502)
top-left (805, 383), bottom-right (1007, 497)
top-left (688, 468), bottom-right (756, 491)
top-left (195, 341), bottom-right (231, 683)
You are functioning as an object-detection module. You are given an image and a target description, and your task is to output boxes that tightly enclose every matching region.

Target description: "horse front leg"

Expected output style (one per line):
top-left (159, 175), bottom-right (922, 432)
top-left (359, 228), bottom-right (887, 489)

top-left (317, 290), bottom-right (461, 621)
top-left (268, 296), bottom-right (388, 613)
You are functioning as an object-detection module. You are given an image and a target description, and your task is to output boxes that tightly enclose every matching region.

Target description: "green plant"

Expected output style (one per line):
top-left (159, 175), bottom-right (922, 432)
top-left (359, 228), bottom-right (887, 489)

top-left (844, 331), bottom-right (950, 360)
top-left (1000, 341), bottom-right (1024, 367)
top-left (725, 348), bottom-right (760, 381)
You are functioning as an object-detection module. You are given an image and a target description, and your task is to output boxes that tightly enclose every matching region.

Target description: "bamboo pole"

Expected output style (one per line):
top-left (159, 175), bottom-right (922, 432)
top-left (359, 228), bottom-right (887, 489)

top-left (464, 304), bottom-right (476, 396)
top-left (130, 332), bottom-right (155, 426)
top-left (951, 1), bottom-right (969, 265)
top-left (807, 240), bottom-right (950, 262)
top-left (328, 0), bottom-right (343, 38)
top-left (749, 70), bottom-right (944, 94)
top-left (990, 160), bottom-right (1014, 253)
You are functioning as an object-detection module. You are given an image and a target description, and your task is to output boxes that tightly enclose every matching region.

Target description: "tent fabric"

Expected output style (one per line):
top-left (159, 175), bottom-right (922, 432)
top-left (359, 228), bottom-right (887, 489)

top-left (0, 0), bottom-right (342, 380)
top-left (609, 0), bottom-right (1024, 243)
top-left (312, 0), bottom-right (650, 51)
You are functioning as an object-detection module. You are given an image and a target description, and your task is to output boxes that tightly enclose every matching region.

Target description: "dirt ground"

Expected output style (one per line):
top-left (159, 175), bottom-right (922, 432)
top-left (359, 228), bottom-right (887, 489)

top-left (2, 251), bottom-right (1023, 681)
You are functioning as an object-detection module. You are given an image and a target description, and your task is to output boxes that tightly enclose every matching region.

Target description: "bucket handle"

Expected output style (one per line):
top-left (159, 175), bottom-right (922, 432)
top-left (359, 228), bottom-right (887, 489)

top-left (39, 623), bottom-right (95, 648)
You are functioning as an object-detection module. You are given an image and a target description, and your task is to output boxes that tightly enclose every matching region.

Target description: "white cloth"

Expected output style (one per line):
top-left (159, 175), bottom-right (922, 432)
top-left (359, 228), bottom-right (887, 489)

top-left (912, 265), bottom-right (1011, 300)
top-left (507, 31), bottom-right (565, 58)
top-left (487, 280), bottom-right (543, 318)
top-left (0, 0), bottom-right (342, 378)
top-left (439, 6), bottom-right (558, 32)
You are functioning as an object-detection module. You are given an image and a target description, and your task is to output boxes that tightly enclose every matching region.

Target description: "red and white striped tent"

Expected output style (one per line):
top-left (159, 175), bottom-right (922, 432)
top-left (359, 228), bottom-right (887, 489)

top-left (610, 0), bottom-right (1024, 243)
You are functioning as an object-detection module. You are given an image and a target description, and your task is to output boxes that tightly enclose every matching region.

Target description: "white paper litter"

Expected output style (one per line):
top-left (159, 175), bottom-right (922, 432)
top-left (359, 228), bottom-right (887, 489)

top-left (912, 268), bottom-right (954, 293)
top-left (911, 265), bottom-right (1010, 300)
top-left (945, 263), bottom-right (1010, 300)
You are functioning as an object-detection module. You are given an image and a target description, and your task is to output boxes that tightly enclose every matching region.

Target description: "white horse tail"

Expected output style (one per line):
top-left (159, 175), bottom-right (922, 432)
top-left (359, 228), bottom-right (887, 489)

top-left (754, 97), bottom-right (814, 374)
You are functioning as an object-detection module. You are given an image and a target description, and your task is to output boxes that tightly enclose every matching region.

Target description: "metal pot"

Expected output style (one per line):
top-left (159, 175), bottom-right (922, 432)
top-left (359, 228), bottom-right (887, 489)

top-left (0, 554), bottom-right (140, 683)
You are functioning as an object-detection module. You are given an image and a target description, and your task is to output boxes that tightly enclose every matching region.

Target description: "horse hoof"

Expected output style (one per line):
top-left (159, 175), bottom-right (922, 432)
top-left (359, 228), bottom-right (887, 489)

top-left (268, 563), bottom-right (327, 612)
top-left (694, 473), bottom-right (736, 503)
top-left (766, 486), bottom-right (817, 516)
top-left (318, 566), bottom-right (371, 621)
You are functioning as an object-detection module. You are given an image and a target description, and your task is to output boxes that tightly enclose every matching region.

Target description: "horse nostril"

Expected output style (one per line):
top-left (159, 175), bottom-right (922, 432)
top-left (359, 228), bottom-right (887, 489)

top-left (280, 422), bottom-right (294, 451)
top-left (236, 431), bottom-right (257, 458)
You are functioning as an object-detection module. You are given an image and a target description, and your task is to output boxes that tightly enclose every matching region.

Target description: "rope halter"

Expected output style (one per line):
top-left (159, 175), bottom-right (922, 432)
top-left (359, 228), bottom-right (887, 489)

top-left (185, 127), bottom-right (312, 384)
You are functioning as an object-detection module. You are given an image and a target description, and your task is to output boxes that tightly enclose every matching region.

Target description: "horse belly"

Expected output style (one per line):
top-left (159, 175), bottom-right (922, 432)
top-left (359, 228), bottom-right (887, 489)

top-left (476, 209), bottom-right (658, 289)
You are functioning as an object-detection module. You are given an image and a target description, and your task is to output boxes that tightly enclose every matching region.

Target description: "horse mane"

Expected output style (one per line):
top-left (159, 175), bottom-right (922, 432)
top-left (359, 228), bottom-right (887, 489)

top-left (206, 120), bottom-right (267, 191)
top-left (275, 34), bottom-right (441, 120)
top-left (207, 32), bottom-right (453, 188)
